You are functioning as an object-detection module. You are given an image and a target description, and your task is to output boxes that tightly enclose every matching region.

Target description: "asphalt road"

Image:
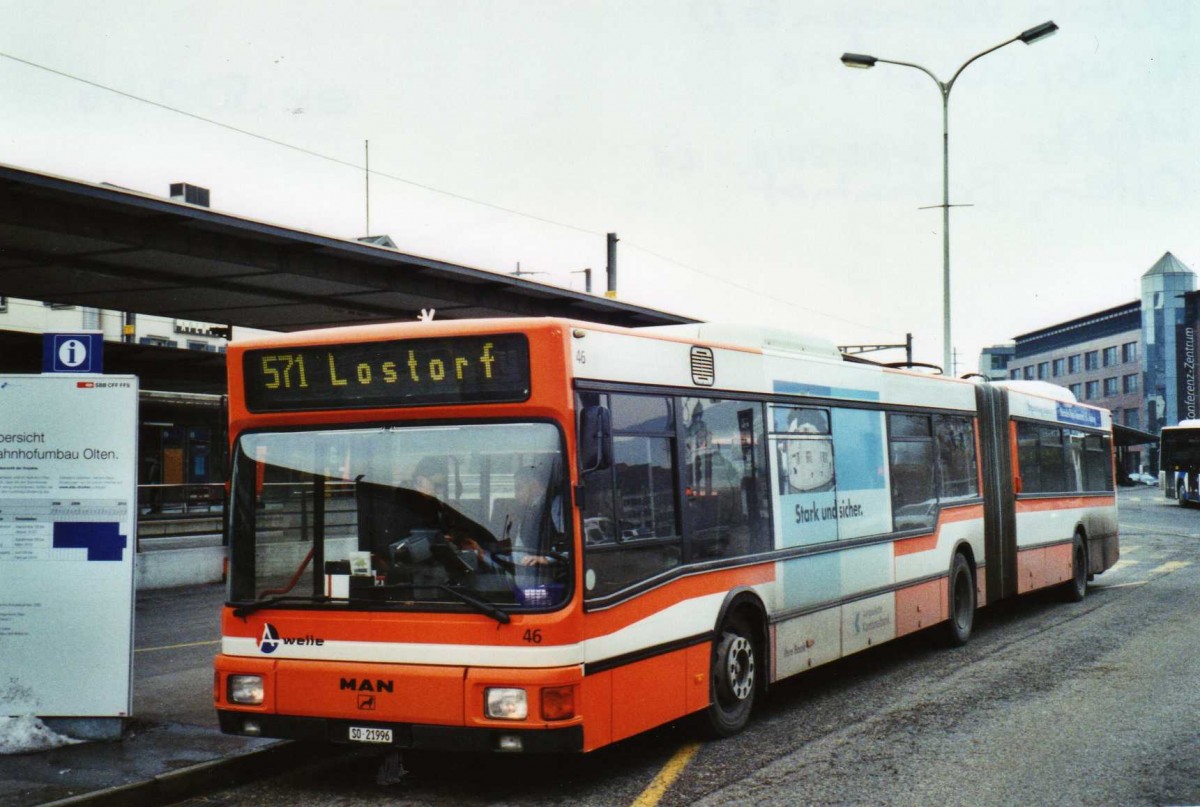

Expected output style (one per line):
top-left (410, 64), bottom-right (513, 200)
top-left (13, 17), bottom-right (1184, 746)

top-left (134, 582), bottom-right (225, 727)
top-left (173, 485), bottom-right (1200, 806)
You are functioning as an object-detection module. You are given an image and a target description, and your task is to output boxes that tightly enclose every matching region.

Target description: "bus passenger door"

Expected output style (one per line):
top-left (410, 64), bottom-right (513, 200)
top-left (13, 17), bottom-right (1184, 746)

top-left (975, 385), bottom-right (1018, 602)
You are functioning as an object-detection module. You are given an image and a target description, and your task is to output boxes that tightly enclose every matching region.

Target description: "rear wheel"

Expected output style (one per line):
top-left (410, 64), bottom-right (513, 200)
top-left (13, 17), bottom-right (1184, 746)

top-left (1178, 481), bottom-right (1190, 507)
top-left (704, 615), bottom-right (758, 737)
top-left (1061, 533), bottom-right (1088, 602)
top-left (945, 553), bottom-right (976, 647)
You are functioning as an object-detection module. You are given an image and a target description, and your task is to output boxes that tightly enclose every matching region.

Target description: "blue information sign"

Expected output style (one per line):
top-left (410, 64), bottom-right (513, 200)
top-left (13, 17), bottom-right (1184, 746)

top-left (42, 332), bottom-right (104, 374)
top-left (1056, 400), bottom-right (1103, 429)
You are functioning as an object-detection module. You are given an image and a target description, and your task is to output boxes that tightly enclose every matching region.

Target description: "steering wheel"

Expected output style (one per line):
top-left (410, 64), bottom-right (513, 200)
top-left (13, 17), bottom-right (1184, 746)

top-left (491, 548), bottom-right (566, 571)
top-left (490, 550), bottom-right (518, 573)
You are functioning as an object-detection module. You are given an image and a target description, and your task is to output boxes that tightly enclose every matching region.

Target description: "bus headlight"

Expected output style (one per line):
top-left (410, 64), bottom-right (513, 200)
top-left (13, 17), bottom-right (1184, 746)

top-left (485, 687), bottom-right (527, 720)
top-left (228, 675), bottom-right (264, 705)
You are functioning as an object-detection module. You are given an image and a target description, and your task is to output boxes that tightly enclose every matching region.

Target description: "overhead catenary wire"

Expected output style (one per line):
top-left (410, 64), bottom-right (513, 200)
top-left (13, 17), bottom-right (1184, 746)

top-left (0, 49), bottom-right (599, 237)
top-left (621, 240), bottom-right (908, 339)
top-left (0, 48), bottom-right (906, 341)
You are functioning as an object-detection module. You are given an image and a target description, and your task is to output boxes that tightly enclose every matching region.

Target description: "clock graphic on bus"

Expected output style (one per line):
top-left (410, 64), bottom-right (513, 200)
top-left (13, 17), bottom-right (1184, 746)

top-left (778, 408), bottom-right (834, 493)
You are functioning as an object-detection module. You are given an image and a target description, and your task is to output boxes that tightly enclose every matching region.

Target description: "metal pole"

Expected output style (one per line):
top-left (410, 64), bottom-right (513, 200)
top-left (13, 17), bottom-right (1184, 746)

top-left (843, 22), bottom-right (1057, 376)
top-left (942, 91), bottom-right (951, 374)
top-left (606, 233), bottom-right (618, 295)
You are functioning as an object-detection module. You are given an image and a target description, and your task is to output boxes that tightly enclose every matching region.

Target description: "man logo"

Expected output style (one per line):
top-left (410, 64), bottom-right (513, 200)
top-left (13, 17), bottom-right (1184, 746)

top-left (258, 623), bottom-right (281, 654)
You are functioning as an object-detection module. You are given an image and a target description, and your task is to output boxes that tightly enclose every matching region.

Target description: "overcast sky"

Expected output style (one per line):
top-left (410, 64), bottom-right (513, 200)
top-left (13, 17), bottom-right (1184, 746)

top-left (1, 1), bottom-right (1196, 373)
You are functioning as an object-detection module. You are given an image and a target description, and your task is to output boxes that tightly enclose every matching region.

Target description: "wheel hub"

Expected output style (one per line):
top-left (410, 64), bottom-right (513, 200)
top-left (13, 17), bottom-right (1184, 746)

top-left (725, 636), bottom-right (754, 700)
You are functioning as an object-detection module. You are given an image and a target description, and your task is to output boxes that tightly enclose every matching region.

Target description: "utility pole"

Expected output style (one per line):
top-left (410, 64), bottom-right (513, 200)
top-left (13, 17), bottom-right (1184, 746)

top-left (605, 233), bottom-right (618, 298)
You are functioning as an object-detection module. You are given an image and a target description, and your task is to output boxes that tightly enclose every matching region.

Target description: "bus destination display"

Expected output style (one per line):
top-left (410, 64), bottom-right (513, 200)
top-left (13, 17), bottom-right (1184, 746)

top-left (243, 334), bottom-right (530, 412)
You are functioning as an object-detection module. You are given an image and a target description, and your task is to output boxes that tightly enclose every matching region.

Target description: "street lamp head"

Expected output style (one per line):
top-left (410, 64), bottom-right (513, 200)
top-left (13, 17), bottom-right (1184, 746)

top-left (840, 53), bottom-right (877, 69)
top-left (1019, 21), bottom-right (1058, 45)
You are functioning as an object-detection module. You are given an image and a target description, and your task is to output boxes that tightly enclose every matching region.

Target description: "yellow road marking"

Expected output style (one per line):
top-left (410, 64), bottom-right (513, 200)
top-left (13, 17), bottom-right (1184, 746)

top-left (1109, 559), bottom-right (1139, 572)
top-left (1150, 561), bottom-right (1191, 575)
top-left (631, 741), bottom-right (702, 807)
top-left (135, 639), bottom-right (221, 653)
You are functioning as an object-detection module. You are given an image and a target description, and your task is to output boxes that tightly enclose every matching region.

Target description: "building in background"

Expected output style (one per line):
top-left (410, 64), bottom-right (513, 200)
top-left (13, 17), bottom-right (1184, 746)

top-left (978, 343), bottom-right (1015, 381)
top-left (1142, 252), bottom-right (1197, 433)
top-left (980, 252), bottom-right (1196, 474)
top-left (1178, 288), bottom-right (1200, 426)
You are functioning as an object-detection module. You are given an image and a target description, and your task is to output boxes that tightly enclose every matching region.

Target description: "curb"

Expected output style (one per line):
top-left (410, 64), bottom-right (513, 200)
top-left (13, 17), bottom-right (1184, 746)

top-left (40, 739), bottom-right (334, 807)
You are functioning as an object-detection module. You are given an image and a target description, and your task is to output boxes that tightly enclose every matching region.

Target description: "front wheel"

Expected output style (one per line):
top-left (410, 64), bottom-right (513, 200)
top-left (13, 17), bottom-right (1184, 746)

top-left (944, 553), bottom-right (976, 647)
top-left (704, 616), bottom-right (758, 737)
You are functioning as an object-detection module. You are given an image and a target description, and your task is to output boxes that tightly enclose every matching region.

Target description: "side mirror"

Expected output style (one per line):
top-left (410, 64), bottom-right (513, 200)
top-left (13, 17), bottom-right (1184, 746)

top-left (579, 405), bottom-right (612, 473)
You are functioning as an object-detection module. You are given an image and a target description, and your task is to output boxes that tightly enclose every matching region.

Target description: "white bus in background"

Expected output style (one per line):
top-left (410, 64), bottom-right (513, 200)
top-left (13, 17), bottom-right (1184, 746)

top-left (1161, 420), bottom-right (1200, 506)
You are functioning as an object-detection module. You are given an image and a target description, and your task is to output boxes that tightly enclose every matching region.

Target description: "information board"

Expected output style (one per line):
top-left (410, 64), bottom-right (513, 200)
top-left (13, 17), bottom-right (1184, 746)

top-left (0, 375), bottom-right (138, 718)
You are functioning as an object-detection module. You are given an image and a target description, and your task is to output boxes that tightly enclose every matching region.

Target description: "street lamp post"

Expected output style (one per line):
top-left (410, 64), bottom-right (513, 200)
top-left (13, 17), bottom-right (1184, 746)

top-left (842, 21), bottom-right (1058, 375)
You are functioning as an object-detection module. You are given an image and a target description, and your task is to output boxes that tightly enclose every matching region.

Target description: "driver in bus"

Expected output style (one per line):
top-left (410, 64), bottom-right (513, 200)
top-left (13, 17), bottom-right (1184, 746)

top-left (502, 465), bottom-right (564, 566)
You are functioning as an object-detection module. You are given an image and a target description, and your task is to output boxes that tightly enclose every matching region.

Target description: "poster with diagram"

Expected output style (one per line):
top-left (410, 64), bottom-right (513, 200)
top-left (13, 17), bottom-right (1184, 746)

top-left (0, 375), bottom-right (138, 717)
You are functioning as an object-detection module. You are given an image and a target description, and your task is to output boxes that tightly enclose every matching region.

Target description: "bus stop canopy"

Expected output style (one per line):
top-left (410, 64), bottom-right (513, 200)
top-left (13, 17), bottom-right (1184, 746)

top-left (0, 162), bottom-right (697, 332)
top-left (1113, 424), bottom-right (1158, 447)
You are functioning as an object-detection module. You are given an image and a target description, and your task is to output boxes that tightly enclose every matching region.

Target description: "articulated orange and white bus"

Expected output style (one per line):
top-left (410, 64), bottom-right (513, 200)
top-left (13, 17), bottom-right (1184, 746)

top-left (214, 318), bottom-right (1118, 753)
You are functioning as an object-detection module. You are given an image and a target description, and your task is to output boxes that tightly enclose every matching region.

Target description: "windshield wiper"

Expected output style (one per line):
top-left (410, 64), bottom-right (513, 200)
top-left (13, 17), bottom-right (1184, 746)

top-left (232, 595), bottom-right (329, 618)
top-left (437, 584), bottom-right (511, 624)
top-left (355, 582), bottom-right (511, 624)
top-left (235, 587), bottom-right (510, 624)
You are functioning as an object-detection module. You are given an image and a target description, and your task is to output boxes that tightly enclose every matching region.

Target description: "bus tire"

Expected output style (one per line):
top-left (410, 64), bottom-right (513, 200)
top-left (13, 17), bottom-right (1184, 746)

top-left (944, 552), bottom-right (976, 647)
top-left (1178, 481), bottom-right (1190, 507)
top-left (704, 615), bottom-right (757, 738)
top-left (1061, 533), bottom-right (1088, 603)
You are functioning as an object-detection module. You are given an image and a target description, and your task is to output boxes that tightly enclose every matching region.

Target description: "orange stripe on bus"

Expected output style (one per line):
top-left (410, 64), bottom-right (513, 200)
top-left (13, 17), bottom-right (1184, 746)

top-left (1015, 495), bottom-right (1115, 512)
top-left (584, 563), bottom-right (775, 638)
top-left (893, 503), bottom-right (984, 557)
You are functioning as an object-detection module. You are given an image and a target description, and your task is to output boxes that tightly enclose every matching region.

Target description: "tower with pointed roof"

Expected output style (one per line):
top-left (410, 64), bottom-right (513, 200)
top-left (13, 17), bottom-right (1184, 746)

top-left (1141, 252), bottom-right (1196, 433)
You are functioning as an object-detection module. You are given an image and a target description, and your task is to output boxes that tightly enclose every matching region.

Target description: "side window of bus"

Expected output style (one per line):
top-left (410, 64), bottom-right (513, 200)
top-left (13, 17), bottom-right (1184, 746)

top-left (579, 392), bottom-right (681, 599)
top-left (1037, 426), bottom-right (1067, 492)
top-left (1082, 432), bottom-right (1113, 491)
top-left (888, 414), bottom-right (936, 533)
top-left (682, 398), bottom-right (770, 561)
top-left (1016, 421), bottom-right (1043, 493)
top-left (1017, 422), bottom-right (1107, 494)
top-left (933, 415), bottom-right (979, 502)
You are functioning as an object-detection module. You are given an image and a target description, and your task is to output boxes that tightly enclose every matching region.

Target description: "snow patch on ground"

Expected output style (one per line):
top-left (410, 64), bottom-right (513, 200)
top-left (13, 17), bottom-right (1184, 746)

top-left (0, 715), bottom-right (83, 754)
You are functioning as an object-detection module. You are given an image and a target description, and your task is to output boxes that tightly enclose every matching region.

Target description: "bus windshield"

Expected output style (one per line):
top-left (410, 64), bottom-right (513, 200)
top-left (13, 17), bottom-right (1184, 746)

top-left (227, 422), bottom-right (570, 613)
top-left (1162, 426), bottom-right (1200, 471)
